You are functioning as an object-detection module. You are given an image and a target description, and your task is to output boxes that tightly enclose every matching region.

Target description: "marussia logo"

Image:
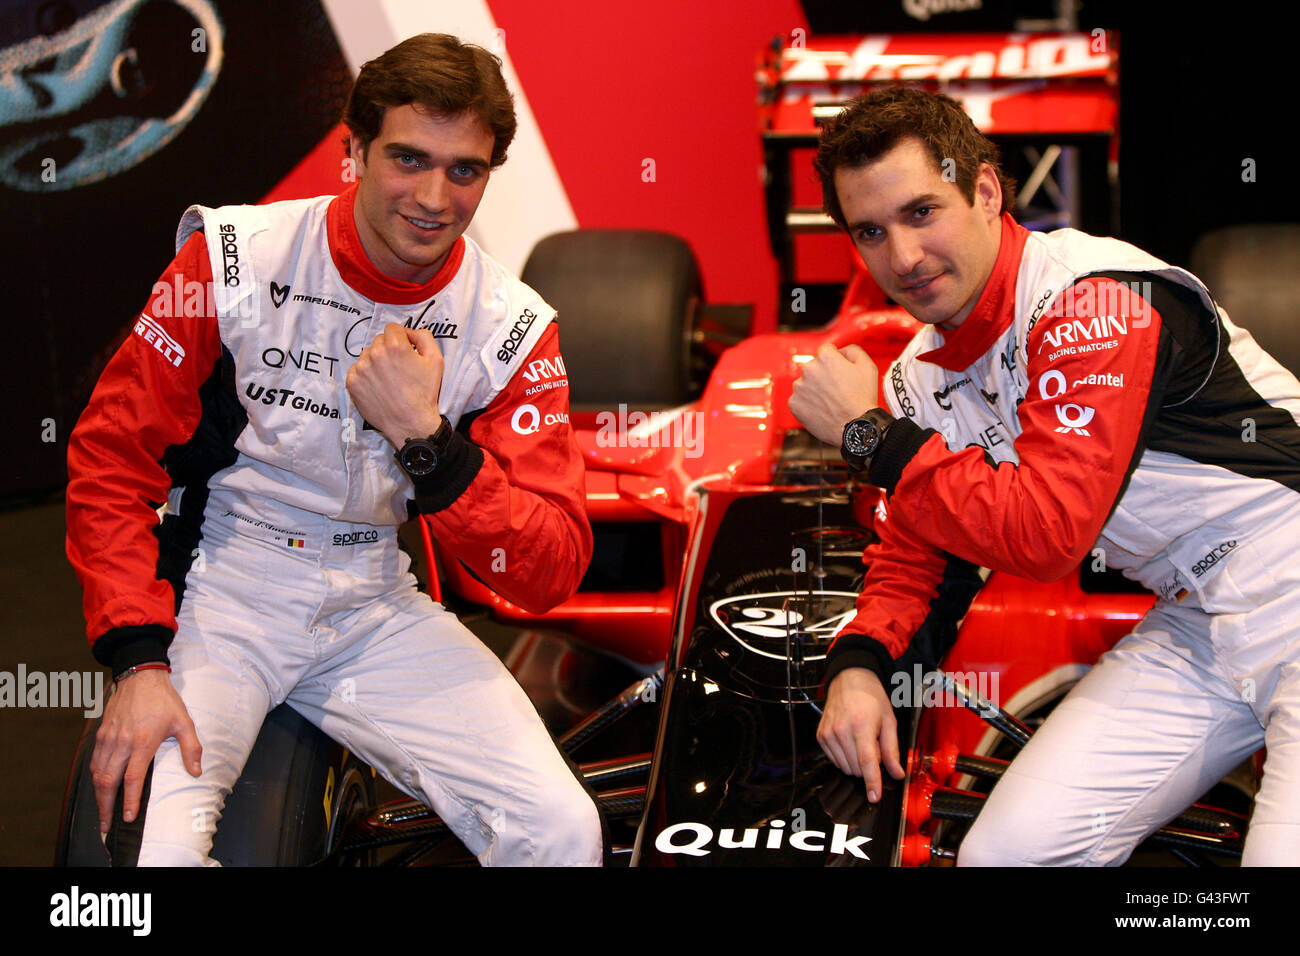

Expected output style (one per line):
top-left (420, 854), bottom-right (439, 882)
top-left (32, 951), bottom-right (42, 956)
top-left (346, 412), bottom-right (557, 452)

top-left (270, 282), bottom-right (291, 308)
top-left (708, 591), bottom-right (858, 661)
top-left (933, 377), bottom-right (970, 410)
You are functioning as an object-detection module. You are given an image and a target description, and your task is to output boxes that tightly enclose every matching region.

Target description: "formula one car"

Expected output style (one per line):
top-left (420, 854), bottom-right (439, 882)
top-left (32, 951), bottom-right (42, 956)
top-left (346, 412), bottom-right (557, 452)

top-left (57, 29), bottom-right (1267, 867)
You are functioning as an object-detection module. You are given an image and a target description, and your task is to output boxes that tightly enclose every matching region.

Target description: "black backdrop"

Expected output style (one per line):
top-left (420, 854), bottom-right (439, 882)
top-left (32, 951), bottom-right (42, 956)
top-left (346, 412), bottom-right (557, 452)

top-left (0, 0), bottom-right (351, 501)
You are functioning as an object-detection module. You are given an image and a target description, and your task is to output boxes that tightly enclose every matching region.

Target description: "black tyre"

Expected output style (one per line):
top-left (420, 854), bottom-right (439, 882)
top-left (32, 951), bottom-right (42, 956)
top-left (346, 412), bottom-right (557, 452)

top-left (521, 229), bottom-right (702, 408)
top-left (54, 704), bottom-right (376, 866)
top-left (1189, 224), bottom-right (1300, 377)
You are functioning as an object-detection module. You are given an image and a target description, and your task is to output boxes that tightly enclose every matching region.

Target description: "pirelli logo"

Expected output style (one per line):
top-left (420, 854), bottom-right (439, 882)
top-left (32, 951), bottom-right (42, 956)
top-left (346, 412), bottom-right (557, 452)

top-left (133, 315), bottom-right (185, 367)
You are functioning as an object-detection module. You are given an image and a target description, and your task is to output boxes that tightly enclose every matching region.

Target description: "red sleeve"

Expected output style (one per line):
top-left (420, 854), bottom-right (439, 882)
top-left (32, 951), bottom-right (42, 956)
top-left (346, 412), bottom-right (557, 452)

top-left (875, 276), bottom-right (1164, 582)
top-left (65, 233), bottom-right (223, 665)
top-left (826, 495), bottom-right (983, 681)
top-left (826, 277), bottom-right (1164, 681)
top-left (422, 322), bottom-right (592, 613)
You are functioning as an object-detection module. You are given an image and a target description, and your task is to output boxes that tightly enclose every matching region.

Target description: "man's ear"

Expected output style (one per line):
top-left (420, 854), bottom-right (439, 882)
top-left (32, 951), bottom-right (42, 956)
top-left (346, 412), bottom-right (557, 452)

top-left (347, 132), bottom-right (368, 176)
top-left (974, 162), bottom-right (1002, 220)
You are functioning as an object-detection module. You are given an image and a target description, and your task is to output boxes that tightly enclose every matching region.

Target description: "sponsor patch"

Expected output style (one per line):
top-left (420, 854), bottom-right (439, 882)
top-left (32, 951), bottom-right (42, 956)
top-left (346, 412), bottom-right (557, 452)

top-left (133, 315), bottom-right (185, 367)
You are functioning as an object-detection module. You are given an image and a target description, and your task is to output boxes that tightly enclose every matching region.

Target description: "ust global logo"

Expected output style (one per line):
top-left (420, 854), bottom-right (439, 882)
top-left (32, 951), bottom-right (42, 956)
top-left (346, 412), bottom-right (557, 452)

top-left (1038, 370), bottom-right (1095, 436)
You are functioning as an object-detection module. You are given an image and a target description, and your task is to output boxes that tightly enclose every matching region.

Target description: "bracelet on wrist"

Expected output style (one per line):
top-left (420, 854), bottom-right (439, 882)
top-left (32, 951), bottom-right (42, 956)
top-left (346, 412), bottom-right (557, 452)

top-left (114, 662), bottom-right (172, 684)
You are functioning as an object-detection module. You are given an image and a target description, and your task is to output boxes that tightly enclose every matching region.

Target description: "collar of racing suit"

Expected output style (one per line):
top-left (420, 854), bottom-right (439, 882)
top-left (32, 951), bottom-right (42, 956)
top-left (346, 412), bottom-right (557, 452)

top-left (325, 183), bottom-right (467, 304)
top-left (916, 211), bottom-right (1030, 372)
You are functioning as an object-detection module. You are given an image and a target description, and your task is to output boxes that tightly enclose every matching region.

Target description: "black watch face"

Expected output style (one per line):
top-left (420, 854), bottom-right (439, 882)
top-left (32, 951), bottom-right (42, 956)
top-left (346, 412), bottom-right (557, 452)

top-left (844, 418), bottom-right (881, 457)
top-left (400, 441), bottom-right (438, 477)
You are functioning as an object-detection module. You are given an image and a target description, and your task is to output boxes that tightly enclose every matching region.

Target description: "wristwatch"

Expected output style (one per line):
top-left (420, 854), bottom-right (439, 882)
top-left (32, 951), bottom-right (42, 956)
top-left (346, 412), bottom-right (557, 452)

top-left (395, 417), bottom-right (453, 478)
top-left (841, 408), bottom-right (895, 473)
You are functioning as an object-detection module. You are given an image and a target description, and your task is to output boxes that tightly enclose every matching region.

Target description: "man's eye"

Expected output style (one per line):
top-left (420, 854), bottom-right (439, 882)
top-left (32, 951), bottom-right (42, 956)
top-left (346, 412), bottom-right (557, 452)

top-left (397, 153), bottom-right (423, 168)
top-left (914, 206), bottom-right (933, 219)
top-left (450, 164), bottom-right (478, 181)
top-left (857, 227), bottom-right (881, 242)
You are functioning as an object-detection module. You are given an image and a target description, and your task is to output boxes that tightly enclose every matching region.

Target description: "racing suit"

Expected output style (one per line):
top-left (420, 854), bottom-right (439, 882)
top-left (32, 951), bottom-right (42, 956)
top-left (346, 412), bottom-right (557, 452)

top-left (825, 212), bottom-right (1300, 865)
top-left (65, 186), bottom-right (601, 866)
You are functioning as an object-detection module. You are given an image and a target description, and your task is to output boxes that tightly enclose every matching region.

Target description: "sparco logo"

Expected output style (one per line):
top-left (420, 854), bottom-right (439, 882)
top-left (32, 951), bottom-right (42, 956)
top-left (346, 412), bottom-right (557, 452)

top-left (218, 223), bottom-right (239, 287)
top-left (655, 820), bottom-right (870, 859)
top-left (1025, 289), bottom-right (1054, 335)
top-left (497, 309), bottom-right (538, 363)
top-left (333, 530), bottom-right (380, 547)
top-left (1192, 540), bottom-right (1238, 577)
top-left (903, 0), bottom-right (981, 20)
top-left (890, 364), bottom-right (916, 418)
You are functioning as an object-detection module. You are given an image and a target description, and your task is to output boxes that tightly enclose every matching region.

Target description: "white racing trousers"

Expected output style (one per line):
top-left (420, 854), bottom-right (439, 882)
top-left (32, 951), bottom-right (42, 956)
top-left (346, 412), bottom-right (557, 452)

top-left (136, 489), bottom-right (602, 866)
top-left (959, 568), bottom-right (1300, 866)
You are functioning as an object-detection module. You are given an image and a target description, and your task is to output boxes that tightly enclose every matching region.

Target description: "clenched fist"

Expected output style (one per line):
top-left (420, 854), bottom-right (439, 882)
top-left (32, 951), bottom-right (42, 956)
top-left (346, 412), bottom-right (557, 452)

top-left (345, 323), bottom-right (446, 447)
top-left (789, 343), bottom-right (881, 445)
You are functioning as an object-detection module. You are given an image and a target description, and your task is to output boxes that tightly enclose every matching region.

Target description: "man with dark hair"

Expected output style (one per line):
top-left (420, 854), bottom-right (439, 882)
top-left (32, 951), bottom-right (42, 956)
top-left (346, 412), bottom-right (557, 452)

top-left (66, 33), bottom-right (603, 866)
top-left (790, 86), bottom-right (1300, 865)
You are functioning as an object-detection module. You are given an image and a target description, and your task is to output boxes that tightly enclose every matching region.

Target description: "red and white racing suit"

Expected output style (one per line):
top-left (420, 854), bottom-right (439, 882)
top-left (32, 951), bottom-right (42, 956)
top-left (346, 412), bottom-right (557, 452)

top-left (825, 213), bottom-right (1300, 865)
top-left (66, 187), bottom-right (601, 866)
